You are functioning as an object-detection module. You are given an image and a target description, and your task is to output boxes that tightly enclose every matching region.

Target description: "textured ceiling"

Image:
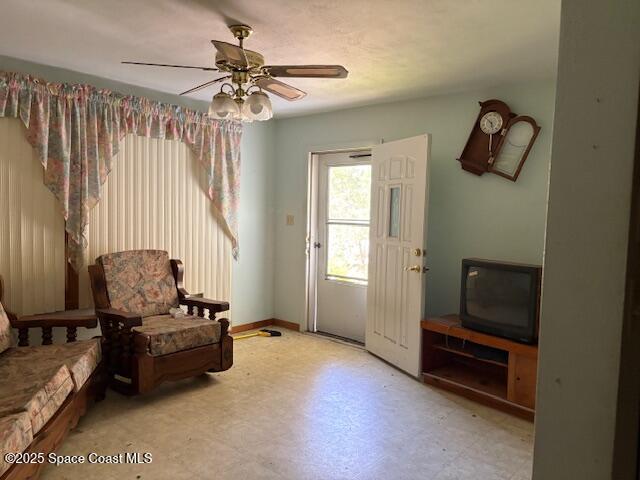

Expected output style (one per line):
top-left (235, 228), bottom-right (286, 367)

top-left (0, 0), bottom-right (560, 117)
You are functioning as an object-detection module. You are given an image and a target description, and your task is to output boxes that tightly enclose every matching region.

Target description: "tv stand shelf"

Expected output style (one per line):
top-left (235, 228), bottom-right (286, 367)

top-left (422, 315), bottom-right (538, 420)
top-left (431, 342), bottom-right (508, 368)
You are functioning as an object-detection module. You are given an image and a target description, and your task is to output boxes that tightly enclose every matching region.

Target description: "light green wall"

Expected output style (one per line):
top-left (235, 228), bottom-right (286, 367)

top-left (0, 55), bottom-right (276, 326)
top-left (231, 121), bottom-right (276, 325)
top-left (273, 80), bottom-right (556, 326)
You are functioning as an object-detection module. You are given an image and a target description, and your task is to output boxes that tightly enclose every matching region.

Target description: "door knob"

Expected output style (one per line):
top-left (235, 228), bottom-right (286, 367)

top-left (404, 265), bottom-right (422, 272)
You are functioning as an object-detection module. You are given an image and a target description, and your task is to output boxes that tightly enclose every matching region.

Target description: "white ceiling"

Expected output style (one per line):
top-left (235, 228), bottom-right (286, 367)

top-left (0, 0), bottom-right (560, 118)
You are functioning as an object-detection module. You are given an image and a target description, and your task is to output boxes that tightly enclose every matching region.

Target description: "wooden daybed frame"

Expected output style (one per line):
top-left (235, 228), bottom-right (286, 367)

top-left (0, 279), bottom-right (106, 480)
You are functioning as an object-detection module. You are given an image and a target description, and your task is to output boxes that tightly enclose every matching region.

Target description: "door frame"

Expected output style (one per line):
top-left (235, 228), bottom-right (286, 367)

top-left (305, 143), bottom-right (379, 334)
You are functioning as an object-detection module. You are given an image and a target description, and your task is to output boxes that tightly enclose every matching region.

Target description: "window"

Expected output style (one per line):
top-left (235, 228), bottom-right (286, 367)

top-left (325, 164), bottom-right (371, 284)
top-left (388, 186), bottom-right (401, 238)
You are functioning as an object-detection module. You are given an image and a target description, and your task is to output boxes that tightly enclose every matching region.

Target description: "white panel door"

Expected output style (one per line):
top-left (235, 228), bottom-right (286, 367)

top-left (366, 135), bottom-right (431, 377)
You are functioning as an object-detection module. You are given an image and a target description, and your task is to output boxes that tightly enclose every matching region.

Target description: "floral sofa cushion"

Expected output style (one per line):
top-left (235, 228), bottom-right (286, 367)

top-left (0, 362), bottom-right (73, 434)
top-left (133, 314), bottom-right (221, 356)
top-left (2, 339), bottom-right (101, 392)
top-left (0, 412), bottom-right (33, 476)
top-left (98, 250), bottom-right (179, 317)
top-left (0, 301), bottom-right (11, 354)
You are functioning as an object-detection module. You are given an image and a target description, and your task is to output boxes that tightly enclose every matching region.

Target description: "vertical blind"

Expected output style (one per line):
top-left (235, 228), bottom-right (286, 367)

top-left (0, 119), bottom-right (231, 317)
top-left (79, 134), bottom-right (232, 308)
top-left (0, 118), bottom-right (66, 315)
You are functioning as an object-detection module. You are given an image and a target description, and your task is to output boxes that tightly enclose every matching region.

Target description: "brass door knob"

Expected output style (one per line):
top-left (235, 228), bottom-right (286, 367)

top-left (404, 265), bottom-right (422, 272)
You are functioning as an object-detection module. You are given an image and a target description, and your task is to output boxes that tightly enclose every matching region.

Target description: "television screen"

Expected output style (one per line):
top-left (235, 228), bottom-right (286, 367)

top-left (465, 266), bottom-right (533, 330)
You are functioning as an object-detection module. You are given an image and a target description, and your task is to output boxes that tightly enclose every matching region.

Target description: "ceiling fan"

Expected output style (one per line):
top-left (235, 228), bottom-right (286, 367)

top-left (122, 24), bottom-right (348, 122)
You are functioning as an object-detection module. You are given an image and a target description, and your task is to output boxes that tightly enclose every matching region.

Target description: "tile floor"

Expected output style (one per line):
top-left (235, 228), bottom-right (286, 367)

top-left (41, 329), bottom-right (533, 480)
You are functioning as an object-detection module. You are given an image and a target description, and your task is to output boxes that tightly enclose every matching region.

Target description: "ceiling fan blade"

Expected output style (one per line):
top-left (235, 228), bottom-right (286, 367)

top-left (122, 61), bottom-right (218, 72)
top-left (263, 65), bottom-right (348, 79)
top-left (254, 77), bottom-right (306, 101)
top-left (211, 40), bottom-right (248, 68)
top-left (179, 75), bottom-right (231, 96)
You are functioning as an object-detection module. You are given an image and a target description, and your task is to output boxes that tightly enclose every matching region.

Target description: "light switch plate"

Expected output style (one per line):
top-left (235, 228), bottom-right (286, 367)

top-left (286, 214), bottom-right (295, 226)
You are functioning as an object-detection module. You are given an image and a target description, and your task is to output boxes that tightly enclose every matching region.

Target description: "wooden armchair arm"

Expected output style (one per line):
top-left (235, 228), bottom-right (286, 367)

top-left (179, 297), bottom-right (230, 314)
top-left (11, 310), bottom-right (97, 330)
top-left (170, 259), bottom-right (229, 315)
top-left (95, 309), bottom-right (143, 328)
top-left (10, 309), bottom-right (98, 347)
top-left (168, 259), bottom-right (230, 336)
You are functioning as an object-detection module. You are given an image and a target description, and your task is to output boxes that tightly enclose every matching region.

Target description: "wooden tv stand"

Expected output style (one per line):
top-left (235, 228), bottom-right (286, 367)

top-left (421, 315), bottom-right (538, 420)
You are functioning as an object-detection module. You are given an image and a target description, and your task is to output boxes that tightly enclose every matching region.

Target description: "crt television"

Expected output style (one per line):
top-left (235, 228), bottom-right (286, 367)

top-left (460, 258), bottom-right (542, 344)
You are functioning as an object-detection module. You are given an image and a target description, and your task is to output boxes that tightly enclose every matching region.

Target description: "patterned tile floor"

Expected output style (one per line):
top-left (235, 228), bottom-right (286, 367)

top-left (41, 329), bottom-right (533, 479)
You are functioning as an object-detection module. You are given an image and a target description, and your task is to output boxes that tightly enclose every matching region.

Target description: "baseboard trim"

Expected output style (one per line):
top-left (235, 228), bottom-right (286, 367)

top-left (230, 319), bottom-right (300, 334)
top-left (272, 319), bottom-right (300, 332)
top-left (230, 320), bottom-right (272, 334)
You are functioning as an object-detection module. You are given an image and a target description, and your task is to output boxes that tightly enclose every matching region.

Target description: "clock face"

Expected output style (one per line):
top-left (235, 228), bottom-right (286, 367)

top-left (480, 111), bottom-right (503, 135)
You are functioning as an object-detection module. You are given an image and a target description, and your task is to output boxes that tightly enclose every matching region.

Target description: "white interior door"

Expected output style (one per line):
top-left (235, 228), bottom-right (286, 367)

top-left (366, 135), bottom-right (431, 377)
top-left (315, 151), bottom-right (371, 342)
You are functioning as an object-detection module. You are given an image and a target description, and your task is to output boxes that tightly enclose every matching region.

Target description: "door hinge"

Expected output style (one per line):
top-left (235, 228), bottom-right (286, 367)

top-left (314, 242), bottom-right (322, 249)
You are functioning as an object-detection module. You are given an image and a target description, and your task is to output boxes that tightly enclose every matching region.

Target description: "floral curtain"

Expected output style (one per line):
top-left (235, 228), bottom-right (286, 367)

top-left (0, 71), bottom-right (242, 269)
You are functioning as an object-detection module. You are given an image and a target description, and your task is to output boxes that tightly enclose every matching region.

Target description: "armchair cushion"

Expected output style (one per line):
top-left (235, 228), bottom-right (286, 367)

top-left (0, 412), bottom-right (33, 476)
top-left (2, 339), bottom-right (101, 392)
top-left (0, 301), bottom-right (11, 354)
top-left (97, 250), bottom-right (179, 317)
top-left (0, 362), bottom-right (73, 434)
top-left (133, 315), bottom-right (221, 356)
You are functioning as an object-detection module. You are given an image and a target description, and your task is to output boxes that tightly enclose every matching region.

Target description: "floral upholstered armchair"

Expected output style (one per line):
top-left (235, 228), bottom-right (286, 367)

top-left (88, 250), bottom-right (232, 395)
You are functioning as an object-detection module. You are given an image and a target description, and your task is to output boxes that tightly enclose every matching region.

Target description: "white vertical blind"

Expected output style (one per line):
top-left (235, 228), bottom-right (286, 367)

top-left (0, 118), bottom-right (66, 316)
top-left (0, 123), bottom-right (230, 317)
top-left (78, 134), bottom-right (232, 309)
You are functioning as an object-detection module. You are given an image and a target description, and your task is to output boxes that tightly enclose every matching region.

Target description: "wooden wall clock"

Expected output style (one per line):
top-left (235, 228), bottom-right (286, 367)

top-left (457, 99), bottom-right (541, 181)
top-left (458, 99), bottom-right (515, 175)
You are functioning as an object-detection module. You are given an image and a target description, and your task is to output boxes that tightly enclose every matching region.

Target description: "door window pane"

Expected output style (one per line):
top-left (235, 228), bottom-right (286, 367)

top-left (326, 224), bottom-right (369, 283)
top-left (328, 165), bottom-right (371, 221)
top-left (389, 187), bottom-right (401, 238)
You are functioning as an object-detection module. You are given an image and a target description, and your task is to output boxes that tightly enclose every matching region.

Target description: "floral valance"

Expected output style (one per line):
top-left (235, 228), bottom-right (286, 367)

top-left (0, 71), bottom-right (242, 268)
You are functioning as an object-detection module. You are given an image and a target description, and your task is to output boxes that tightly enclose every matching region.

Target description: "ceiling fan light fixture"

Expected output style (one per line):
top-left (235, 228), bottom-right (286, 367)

top-left (208, 91), bottom-right (240, 120)
top-left (124, 25), bottom-right (349, 122)
top-left (243, 91), bottom-right (273, 121)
